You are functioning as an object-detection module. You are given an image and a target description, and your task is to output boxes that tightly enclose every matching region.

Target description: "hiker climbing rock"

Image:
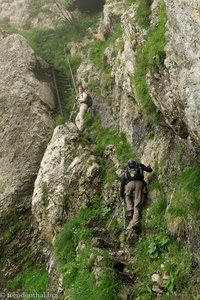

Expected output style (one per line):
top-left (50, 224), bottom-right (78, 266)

top-left (75, 84), bottom-right (92, 131)
top-left (120, 160), bottom-right (152, 232)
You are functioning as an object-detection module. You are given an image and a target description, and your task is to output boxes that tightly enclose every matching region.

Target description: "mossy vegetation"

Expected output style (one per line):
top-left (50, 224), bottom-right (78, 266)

top-left (134, 1), bottom-right (167, 124)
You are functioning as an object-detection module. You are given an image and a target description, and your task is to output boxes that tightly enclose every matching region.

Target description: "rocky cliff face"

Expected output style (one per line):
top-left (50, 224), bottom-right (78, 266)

top-left (0, 0), bottom-right (29, 27)
top-left (80, 0), bottom-right (200, 151)
top-left (1, 0), bottom-right (200, 297)
top-left (149, 0), bottom-right (200, 142)
top-left (32, 123), bottom-right (101, 243)
top-left (0, 32), bottom-right (55, 289)
top-left (0, 0), bottom-right (61, 28)
top-left (0, 33), bottom-right (55, 229)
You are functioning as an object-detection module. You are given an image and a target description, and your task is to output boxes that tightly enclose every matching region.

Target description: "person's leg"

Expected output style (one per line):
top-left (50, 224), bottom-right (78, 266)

top-left (75, 111), bottom-right (81, 130)
top-left (132, 181), bottom-right (144, 227)
top-left (78, 104), bottom-right (88, 131)
top-left (125, 181), bottom-right (135, 218)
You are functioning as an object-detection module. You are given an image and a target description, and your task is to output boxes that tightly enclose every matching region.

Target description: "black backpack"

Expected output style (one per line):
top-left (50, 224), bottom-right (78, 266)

top-left (125, 162), bottom-right (143, 181)
top-left (85, 92), bottom-right (93, 108)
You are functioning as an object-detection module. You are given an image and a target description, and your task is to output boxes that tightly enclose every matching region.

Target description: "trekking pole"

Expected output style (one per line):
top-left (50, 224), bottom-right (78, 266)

top-left (122, 201), bottom-right (126, 230)
top-left (108, 204), bottom-right (119, 228)
top-left (65, 54), bottom-right (78, 121)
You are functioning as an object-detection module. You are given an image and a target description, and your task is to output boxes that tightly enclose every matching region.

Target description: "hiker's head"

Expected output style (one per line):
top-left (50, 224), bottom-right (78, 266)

top-left (78, 84), bottom-right (85, 93)
top-left (128, 160), bottom-right (136, 168)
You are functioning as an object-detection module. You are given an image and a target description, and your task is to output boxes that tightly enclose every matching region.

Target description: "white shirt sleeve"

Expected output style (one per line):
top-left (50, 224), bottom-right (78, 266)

top-left (79, 92), bottom-right (87, 103)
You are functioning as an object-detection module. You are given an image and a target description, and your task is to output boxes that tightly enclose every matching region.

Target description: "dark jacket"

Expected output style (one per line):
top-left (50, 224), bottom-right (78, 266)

top-left (120, 162), bottom-right (152, 198)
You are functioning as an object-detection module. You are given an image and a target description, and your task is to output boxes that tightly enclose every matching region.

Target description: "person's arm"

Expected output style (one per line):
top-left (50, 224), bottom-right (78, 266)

top-left (120, 175), bottom-right (126, 200)
top-left (80, 92), bottom-right (88, 104)
top-left (141, 163), bottom-right (153, 173)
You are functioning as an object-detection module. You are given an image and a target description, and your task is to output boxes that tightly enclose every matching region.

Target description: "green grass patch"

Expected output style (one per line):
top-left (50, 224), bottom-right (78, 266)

top-left (124, 0), bottom-right (135, 8)
top-left (54, 205), bottom-right (121, 299)
top-left (6, 266), bottom-right (48, 298)
top-left (172, 145), bottom-right (186, 164)
top-left (101, 67), bottom-right (115, 92)
top-left (136, 0), bottom-right (153, 29)
top-left (54, 208), bottom-right (93, 265)
top-left (20, 25), bottom-right (84, 71)
top-left (131, 173), bottom-right (198, 299)
top-left (131, 225), bottom-right (195, 298)
top-left (54, 203), bottom-right (112, 266)
top-left (27, 0), bottom-right (46, 17)
top-left (3, 219), bottom-right (30, 243)
top-left (87, 79), bottom-right (101, 96)
top-left (55, 114), bottom-right (65, 126)
top-left (168, 165), bottom-right (200, 219)
top-left (85, 114), bottom-right (135, 163)
top-left (0, 18), bottom-right (18, 34)
top-left (104, 166), bottom-right (118, 187)
top-left (89, 23), bottom-right (123, 70)
top-left (63, 247), bottom-right (121, 300)
top-left (134, 1), bottom-right (167, 124)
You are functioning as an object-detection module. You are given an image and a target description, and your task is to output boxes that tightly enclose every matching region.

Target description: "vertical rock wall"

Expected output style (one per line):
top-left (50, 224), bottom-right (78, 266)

top-left (0, 34), bottom-right (55, 229)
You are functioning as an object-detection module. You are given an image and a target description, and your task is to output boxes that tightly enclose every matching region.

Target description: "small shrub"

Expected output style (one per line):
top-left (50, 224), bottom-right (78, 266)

top-left (147, 131), bottom-right (155, 140)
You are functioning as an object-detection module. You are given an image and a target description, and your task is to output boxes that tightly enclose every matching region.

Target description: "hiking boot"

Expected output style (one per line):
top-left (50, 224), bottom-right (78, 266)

top-left (134, 225), bottom-right (141, 236)
top-left (125, 210), bottom-right (133, 219)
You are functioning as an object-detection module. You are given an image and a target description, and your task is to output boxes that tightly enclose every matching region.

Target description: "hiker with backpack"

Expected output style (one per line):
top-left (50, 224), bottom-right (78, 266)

top-left (75, 84), bottom-right (93, 131)
top-left (120, 160), bottom-right (152, 231)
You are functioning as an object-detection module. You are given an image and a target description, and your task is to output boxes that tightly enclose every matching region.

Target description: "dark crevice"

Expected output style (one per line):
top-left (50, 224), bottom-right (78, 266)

top-left (69, 0), bottom-right (105, 15)
top-left (114, 261), bottom-right (125, 272)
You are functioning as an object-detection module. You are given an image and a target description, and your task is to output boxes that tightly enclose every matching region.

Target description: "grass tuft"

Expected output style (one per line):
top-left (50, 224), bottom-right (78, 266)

top-left (134, 1), bottom-right (167, 123)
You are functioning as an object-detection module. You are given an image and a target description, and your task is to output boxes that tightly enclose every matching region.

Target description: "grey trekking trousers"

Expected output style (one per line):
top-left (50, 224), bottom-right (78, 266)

top-left (125, 180), bottom-right (144, 228)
